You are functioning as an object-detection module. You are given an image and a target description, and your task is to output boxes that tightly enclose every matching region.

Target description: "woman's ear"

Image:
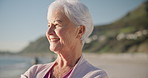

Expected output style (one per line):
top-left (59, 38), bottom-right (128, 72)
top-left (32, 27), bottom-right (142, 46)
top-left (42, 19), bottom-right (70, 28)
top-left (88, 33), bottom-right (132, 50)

top-left (77, 25), bottom-right (85, 39)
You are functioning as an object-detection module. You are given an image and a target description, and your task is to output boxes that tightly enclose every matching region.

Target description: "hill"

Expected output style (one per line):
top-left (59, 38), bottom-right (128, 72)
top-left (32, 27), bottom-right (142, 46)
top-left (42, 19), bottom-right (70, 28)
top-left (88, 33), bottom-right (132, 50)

top-left (21, 1), bottom-right (148, 53)
top-left (21, 36), bottom-right (49, 53)
top-left (83, 1), bottom-right (148, 53)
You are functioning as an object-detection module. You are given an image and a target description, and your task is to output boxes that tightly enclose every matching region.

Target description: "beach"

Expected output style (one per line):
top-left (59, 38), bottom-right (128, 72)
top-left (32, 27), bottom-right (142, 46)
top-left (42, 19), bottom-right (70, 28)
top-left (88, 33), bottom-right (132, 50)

top-left (0, 53), bottom-right (148, 78)
top-left (84, 53), bottom-right (148, 78)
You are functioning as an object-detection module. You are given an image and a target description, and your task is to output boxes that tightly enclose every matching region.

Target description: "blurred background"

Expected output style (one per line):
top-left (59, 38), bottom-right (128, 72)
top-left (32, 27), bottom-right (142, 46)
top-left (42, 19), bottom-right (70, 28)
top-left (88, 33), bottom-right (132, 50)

top-left (0, 0), bottom-right (148, 78)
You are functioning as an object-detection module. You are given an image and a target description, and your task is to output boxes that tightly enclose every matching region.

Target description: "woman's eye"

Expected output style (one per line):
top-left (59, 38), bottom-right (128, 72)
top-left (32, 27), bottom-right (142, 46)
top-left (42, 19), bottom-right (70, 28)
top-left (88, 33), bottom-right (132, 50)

top-left (54, 24), bottom-right (58, 26)
top-left (54, 24), bottom-right (60, 27)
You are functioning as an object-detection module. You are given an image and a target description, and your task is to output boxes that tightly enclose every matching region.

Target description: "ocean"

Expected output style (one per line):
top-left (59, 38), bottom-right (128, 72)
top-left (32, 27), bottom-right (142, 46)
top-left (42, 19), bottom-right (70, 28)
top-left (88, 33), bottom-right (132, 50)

top-left (0, 55), bottom-right (51, 78)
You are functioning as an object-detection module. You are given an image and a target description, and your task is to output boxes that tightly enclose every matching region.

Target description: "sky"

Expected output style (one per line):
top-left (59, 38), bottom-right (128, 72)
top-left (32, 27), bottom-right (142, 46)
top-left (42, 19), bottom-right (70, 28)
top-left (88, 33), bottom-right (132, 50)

top-left (0, 0), bottom-right (145, 52)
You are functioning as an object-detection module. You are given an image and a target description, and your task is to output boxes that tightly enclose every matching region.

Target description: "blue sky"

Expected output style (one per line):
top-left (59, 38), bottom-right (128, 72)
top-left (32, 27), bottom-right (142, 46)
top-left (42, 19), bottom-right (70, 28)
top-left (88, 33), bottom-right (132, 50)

top-left (0, 0), bottom-right (145, 52)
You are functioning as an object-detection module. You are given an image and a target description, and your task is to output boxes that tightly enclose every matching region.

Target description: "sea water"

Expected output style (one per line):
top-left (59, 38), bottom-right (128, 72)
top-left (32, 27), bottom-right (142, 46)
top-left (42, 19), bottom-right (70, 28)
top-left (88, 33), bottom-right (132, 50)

top-left (0, 55), bottom-right (51, 78)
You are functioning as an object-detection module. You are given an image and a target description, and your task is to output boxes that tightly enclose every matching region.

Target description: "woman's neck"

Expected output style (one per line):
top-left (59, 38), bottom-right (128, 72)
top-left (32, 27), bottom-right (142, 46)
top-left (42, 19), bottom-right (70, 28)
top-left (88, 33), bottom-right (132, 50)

top-left (56, 50), bottom-right (81, 68)
top-left (55, 45), bottom-right (82, 68)
top-left (54, 40), bottom-right (82, 68)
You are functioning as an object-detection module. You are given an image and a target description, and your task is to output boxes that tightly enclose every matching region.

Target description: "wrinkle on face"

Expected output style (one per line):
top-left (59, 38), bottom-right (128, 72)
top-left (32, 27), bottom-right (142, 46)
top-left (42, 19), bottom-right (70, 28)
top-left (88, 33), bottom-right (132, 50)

top-left (46, 9), bottom-right (80, 53)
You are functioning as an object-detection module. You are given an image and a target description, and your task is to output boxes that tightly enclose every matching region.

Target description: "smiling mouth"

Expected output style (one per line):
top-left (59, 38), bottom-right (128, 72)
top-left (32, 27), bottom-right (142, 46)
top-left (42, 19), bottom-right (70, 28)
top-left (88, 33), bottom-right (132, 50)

top-left (50, 38), bottom-right (60, 42)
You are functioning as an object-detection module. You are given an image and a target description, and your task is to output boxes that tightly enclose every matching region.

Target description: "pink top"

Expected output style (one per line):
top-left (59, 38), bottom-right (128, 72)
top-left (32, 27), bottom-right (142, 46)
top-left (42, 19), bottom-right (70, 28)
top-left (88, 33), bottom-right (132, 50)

top-left (44, 63), bottom-right (73, 78)
top-left (21, 56), bottom-right (108, 78)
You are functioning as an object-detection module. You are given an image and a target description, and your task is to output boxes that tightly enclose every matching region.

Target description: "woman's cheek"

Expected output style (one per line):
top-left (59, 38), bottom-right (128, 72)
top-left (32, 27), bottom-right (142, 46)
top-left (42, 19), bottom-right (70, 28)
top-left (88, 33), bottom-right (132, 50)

top-left (58, 27), bottom-right (67, 34)
top-left (55, 28), bottom-right (66, 39)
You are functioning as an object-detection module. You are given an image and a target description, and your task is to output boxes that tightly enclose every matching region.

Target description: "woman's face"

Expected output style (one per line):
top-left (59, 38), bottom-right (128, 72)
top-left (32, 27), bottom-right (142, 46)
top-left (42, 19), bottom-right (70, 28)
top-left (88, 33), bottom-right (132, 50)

top-left (46, 10), bottom-right (79, 53)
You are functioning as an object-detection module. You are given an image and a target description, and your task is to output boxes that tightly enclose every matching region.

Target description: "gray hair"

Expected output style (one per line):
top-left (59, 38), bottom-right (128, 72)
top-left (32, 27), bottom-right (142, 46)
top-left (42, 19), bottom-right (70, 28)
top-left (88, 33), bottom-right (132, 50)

top-left (47, 0), bottom-right (94, 46)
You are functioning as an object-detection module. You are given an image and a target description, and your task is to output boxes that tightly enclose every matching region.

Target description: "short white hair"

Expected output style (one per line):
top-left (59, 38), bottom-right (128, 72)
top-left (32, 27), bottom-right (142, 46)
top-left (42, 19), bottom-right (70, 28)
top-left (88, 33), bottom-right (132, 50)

top-left (47, 0), bottom-right (94, 46)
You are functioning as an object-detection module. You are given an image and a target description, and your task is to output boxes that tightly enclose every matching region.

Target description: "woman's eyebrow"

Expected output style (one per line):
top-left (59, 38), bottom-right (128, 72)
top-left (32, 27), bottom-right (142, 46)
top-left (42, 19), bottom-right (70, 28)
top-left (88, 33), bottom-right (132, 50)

top-left (55, 19), bottom-right (62, 23)
top-left (48, 19), bottom-right (62, 25)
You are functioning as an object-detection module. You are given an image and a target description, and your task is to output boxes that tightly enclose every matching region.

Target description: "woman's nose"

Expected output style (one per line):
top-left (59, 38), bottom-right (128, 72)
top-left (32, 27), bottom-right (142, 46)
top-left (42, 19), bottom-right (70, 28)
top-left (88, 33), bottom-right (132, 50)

top-left (46, 25), bottom-right (55, 35)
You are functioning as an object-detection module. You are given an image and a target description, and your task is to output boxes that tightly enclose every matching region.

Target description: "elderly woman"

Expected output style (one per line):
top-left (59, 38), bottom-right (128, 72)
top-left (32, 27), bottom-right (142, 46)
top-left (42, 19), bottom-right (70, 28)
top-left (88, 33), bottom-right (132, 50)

top-left (21, 0), bottom-right (108, 78)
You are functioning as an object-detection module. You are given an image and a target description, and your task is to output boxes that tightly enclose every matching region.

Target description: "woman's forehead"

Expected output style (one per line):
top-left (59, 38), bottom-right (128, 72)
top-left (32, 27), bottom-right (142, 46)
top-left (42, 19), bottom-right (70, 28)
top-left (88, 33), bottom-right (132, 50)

top-left (48, 10), bottom-right (70, 23)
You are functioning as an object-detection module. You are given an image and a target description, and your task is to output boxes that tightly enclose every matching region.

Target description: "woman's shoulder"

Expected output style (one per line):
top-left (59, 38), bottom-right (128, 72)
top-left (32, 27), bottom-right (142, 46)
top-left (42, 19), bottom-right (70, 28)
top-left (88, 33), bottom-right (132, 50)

top-left (73, 57), bottom-right (108, 78)
top-left (78, 56), bottom-right (100, 70)
top-left (33, 62), bottom-right (53, 69)
top-left (26, 62), bottom-right (53, 72)
top-left (21, 62), bottom-right (54, 78)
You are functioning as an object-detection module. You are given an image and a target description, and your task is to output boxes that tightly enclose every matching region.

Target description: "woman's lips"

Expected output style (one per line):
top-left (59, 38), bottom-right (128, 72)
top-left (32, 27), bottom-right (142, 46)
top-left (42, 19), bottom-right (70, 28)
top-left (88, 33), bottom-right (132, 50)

top-left (50, 38), bottom-right (60, 42)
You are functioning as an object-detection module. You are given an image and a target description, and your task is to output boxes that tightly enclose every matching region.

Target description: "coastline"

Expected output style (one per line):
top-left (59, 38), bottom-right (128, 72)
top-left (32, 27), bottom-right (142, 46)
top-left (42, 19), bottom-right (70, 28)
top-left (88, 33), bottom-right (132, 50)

top-left (0, 53), bottom-right (148, 78)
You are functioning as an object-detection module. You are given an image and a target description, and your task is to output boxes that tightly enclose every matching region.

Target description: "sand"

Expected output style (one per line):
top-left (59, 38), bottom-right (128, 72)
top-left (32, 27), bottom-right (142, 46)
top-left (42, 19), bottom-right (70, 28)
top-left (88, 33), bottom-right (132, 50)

top-left (83, 53), bottom-right (148, 78)
top-left (4, 53), bottom-right (147, 78)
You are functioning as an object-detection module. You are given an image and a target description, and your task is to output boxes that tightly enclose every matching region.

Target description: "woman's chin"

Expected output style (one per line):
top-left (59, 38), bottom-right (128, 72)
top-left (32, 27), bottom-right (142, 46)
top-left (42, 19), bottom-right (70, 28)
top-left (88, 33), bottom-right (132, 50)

top-left (50, 45), bottom-right (61, 53)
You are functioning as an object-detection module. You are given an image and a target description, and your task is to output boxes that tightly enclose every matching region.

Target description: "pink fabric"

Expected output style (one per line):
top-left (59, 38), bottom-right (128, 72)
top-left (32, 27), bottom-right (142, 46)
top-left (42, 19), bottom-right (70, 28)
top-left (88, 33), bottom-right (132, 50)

top-left (63, 69), bottom-right (73, 78)
top-left (21, 56), bottom-right (108, 78)
top-left (43, 66), bottom-right (52, 78)
top-left (44, 63), bottom-right (73, 78)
